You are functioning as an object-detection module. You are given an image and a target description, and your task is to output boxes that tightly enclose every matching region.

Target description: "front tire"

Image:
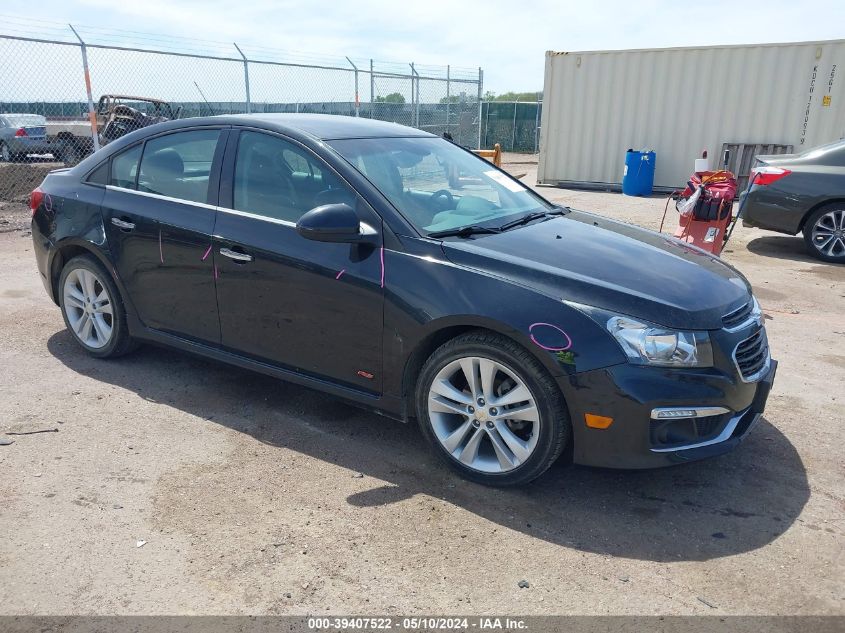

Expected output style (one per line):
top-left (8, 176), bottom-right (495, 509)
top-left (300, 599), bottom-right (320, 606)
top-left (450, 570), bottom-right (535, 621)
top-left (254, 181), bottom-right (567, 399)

top-left (58, 255), bottom-right (137, 358)
top-left (803, 204), bottom-right (845, 263)
top-left (415, 331), bottom-right (570, 486)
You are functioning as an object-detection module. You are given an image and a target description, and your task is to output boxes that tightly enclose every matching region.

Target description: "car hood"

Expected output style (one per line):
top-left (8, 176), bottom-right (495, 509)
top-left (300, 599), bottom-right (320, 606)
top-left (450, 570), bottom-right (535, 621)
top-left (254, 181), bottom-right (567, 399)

top-left (441, 211), bottom-right (751, 330)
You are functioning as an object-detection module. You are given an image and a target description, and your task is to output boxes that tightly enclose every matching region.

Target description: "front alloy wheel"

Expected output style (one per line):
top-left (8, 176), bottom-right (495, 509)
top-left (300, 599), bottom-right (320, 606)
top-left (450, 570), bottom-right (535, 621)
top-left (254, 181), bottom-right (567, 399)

top-left (416, 331), bottom-right (570, 486)
top-left (428, 357), bottom-right (540, 473)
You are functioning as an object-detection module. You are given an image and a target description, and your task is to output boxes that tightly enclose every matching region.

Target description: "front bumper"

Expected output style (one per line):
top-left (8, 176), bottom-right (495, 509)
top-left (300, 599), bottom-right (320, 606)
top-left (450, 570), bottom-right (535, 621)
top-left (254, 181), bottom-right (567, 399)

top-left (559, 359), bottom-right (777, 469)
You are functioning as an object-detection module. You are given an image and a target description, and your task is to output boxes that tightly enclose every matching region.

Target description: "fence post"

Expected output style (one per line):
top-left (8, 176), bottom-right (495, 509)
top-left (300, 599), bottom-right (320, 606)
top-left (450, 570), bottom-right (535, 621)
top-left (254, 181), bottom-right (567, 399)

top-left (534, 92), bottom-right (541, 154)
top-left (233, 43), bottom-right (251, 114)
top-left (68, 24), bottom-right (100, 152)
top-left (477, 67), bottom-right (483, 150)
top-left (369, 59), bottom-right (375, 119)
top-left (346, 57), bottom-right (359, 117)
top-left (511, 96), bottom-right (519, 152)
top-left (409, 63), bottom-right (420, 128)
top-left (484, 97), bottom-right (490, 148)
top-left (446, 65), bottom-right (450, 131)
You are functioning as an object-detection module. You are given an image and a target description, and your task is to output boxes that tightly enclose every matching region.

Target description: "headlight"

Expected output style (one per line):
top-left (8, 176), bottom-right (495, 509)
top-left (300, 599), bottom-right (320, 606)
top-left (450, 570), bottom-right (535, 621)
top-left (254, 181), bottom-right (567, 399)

top-left (606, 316), bottom-right (712, 367)
top-left (566, 302), bottom-right (713, 368)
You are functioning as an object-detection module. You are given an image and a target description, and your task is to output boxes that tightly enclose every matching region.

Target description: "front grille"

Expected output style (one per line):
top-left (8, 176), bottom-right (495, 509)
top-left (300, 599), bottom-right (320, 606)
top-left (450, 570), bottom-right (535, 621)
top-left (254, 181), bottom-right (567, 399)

top-left (723, 301), bottom-right (753, 329)
top-left (734, 327), bottom-right (769, 381)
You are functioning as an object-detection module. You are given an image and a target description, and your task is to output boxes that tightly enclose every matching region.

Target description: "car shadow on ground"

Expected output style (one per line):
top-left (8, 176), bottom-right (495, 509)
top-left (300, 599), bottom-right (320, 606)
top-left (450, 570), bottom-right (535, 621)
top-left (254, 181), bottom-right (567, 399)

top-left (745, 235), bottom-right (817, 263)
top-left (48, 330), bottom-right (809, 563)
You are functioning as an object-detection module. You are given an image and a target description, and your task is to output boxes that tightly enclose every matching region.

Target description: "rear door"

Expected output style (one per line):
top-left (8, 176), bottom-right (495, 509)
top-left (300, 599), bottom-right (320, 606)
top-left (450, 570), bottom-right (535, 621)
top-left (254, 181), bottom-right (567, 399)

top-left (100, 127), bottom-right (226, 343)
top-left (213, 129), bottom-right (385, 392)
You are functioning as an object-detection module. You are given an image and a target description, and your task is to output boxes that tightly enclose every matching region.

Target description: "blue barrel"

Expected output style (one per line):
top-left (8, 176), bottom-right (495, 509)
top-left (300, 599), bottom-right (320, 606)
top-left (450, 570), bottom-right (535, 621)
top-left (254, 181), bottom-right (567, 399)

top-left (622, 149), bottom-right (656, 196)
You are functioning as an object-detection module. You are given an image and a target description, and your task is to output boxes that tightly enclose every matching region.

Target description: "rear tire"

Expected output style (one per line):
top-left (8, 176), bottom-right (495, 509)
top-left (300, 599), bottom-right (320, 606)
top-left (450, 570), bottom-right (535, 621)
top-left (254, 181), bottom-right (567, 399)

top-left (58, 141), bottom-right (83, 167)
top-left (415, 331), bottom-right (570, 486)
top-left (803, 204), bottom-right (845, 263)
top-left (58, 255), bottom-right (138, 358)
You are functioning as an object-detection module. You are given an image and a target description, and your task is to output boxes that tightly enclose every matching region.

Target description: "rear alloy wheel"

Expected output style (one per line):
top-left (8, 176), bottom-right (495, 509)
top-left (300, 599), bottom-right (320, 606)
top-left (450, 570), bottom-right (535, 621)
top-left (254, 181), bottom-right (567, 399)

top-left (63, 268), bottom-right (114, 349)
top-left (0, 142), bottom-right (10, 162)
top-left (59, 255), bottom-right (137, 357)
top-left (416, 331), bottom-right (570, 486)
top-left (804, 205), bottom-right (845, 263)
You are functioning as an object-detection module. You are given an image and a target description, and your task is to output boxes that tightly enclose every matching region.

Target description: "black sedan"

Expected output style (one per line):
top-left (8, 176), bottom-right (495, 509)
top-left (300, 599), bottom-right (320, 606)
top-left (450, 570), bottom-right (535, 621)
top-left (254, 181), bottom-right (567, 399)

top-left (30, 114), bottom-right (776, 486)
top-left (742, 139), bottom-right (845, 263)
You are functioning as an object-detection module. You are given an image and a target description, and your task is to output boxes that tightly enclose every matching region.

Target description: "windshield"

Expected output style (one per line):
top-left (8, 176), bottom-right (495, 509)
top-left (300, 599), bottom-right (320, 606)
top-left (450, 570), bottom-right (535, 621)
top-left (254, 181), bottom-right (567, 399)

top-left (328, 137), bottom-right (552, 235)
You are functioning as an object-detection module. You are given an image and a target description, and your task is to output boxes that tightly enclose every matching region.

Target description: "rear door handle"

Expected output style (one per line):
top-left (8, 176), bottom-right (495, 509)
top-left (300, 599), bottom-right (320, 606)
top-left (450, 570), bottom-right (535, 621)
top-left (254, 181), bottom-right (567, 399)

top-left (111, 217), bottom-right (135, 231)
top-left (219, 247), bottom-right (253, 263)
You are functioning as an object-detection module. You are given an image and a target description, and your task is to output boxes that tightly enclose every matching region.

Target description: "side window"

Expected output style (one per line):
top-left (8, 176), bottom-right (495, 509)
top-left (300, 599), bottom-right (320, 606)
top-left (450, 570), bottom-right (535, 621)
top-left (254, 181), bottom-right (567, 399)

top-left (110, 144), bottom-right (143, 189)
top-left (233, 131), bottom-right (354, 223)
top-left (137, 129), bottom-right (220, 204)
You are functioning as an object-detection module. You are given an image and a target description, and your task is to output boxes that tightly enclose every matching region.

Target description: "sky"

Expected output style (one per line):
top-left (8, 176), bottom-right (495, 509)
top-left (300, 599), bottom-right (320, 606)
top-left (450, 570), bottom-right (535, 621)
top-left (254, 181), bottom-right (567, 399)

top-left (2, 0), bottom-right (845, 94)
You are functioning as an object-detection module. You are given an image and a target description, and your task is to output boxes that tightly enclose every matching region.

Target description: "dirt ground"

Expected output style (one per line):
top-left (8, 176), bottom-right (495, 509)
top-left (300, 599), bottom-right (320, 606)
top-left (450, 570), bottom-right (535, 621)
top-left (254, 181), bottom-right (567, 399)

top-left (0, 155), bottom-right (843, 616)
top-left (0, 160), bottom-right (61, 204)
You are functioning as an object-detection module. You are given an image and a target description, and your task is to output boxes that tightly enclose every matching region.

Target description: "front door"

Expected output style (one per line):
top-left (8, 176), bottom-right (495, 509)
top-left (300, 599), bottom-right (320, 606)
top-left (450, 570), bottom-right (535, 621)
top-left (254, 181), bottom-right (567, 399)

top-left (213, 129), bottom-right (384, 392)
top-left (101, 128), bottom-right (225, 343)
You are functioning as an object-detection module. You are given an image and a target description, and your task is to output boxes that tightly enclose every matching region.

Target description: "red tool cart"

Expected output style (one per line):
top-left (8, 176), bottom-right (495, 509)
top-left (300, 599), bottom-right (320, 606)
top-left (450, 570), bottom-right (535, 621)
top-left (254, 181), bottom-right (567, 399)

top-left (662, 169), bottom-right (738, 256)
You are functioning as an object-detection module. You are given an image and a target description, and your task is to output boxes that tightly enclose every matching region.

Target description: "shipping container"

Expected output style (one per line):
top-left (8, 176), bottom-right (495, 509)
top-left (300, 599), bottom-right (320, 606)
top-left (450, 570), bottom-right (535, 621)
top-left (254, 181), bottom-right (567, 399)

top-left (538, 40), bottom-right (845, 192)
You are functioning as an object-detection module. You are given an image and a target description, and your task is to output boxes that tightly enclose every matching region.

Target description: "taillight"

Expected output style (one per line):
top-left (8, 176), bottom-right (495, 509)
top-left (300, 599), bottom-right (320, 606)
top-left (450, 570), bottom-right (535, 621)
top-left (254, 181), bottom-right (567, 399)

top-left (750, 165), bottom-right (791, 186)
top-left (30, 187), bottom-right (44, 215)
top-left (14, 127), bottom-right (28, 137)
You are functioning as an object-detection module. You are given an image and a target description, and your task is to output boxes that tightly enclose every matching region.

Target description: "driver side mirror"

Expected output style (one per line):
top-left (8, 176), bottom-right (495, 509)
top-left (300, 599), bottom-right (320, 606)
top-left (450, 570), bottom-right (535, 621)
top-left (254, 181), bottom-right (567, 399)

top-left (296, 203), bottom-right (376, 243)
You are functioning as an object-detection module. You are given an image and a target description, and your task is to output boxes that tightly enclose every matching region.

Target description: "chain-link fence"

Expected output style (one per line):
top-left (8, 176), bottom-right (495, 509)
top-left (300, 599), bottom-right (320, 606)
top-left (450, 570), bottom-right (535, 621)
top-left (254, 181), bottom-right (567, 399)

top-left (480, 100), bottom-right (542, 153)
top-left (0, 23), bottom-right (482, 203)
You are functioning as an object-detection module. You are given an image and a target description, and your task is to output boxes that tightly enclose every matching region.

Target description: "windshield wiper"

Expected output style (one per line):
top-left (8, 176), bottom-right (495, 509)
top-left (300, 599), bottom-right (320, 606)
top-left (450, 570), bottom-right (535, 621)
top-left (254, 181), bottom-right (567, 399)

top-left (427, 225), bottom-right (502, 239)
top-left (497, 206), bottom-right (569, 232)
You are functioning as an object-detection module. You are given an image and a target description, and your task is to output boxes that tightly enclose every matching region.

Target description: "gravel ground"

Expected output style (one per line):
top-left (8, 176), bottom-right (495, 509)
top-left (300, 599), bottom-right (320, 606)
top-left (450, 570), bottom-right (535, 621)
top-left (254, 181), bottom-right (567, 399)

top-left (0, 156), bottom-right (842, 615)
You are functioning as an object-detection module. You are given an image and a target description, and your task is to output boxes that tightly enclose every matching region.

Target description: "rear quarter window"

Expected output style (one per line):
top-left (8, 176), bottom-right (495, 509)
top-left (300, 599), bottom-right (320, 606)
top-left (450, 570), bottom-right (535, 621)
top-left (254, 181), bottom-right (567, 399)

top-left (86, 161), bottom-right (110, 185)
top-left (110, 144), bottom-right (143, 189)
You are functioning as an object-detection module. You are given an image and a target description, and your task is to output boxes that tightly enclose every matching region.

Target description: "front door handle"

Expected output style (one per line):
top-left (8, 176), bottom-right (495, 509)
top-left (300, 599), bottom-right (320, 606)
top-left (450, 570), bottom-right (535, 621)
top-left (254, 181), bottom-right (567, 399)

top-left (111, 217), bottom-right (135, 231)
top-left (219, 247), bottom-right (253, 263)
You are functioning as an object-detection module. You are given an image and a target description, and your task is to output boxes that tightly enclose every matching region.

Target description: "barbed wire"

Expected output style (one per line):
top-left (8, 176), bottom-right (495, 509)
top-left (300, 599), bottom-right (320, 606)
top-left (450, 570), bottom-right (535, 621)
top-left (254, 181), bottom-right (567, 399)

top-left (0, 13), bottom-right (477, 81)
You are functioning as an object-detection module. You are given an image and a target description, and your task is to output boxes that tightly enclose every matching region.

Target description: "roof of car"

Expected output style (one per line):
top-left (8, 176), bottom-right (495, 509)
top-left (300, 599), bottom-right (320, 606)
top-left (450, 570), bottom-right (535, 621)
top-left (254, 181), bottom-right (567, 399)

top-left (103, 95), bottom-right (170, 104)
top-left (210, 113), bottom-right (435, 140)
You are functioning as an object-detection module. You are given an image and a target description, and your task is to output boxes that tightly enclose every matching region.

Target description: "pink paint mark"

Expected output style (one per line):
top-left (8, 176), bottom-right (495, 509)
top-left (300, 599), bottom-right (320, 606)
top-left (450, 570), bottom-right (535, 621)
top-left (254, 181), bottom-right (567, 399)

top-left (158, 228), bottom-right (164, 263)
top-left (201, 244), bottom-right (212, 261)
top-left (335, 269), bottom-right (346, 280)
top-left (529, 322), bottom-right (572, 352)
top-left (379, 246), bottom-right (385, 288)
top-left (213, 264), bottom-right (219, 280)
